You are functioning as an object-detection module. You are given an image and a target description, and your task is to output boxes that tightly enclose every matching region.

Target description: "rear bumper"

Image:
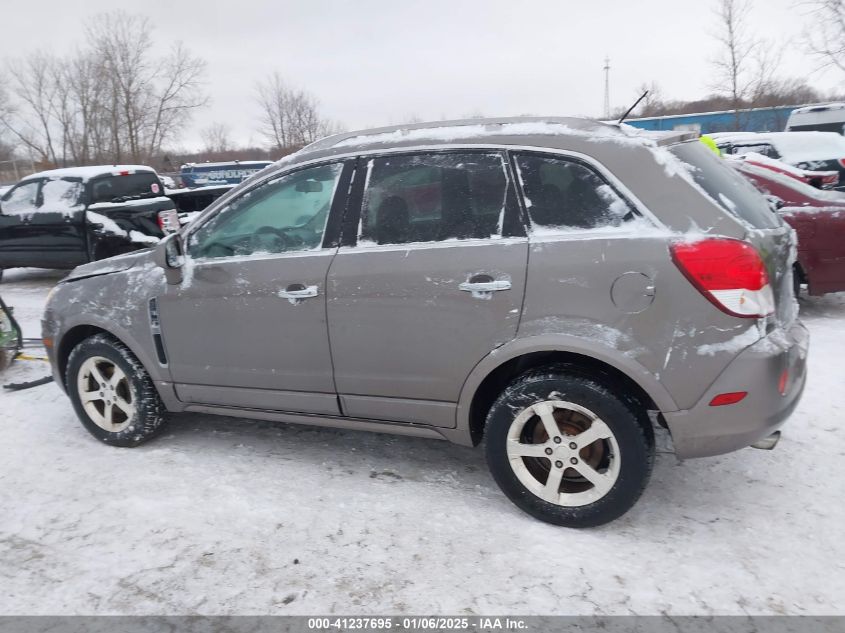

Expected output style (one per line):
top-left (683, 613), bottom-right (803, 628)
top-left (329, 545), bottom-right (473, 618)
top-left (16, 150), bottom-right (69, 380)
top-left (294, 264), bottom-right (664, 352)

top-left (664, 319), bottom-right (809, 459)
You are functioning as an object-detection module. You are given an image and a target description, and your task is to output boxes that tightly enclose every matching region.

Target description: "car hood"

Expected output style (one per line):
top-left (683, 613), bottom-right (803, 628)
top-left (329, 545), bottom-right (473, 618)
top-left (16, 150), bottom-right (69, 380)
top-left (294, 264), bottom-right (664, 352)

top-left (63, 249), bottom-right (154, 282)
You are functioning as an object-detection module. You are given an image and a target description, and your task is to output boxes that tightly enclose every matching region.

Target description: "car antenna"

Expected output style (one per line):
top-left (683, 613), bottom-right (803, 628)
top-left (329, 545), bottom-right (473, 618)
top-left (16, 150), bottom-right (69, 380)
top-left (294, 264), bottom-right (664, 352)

top-left (617, 91), bottom-right (649, 125)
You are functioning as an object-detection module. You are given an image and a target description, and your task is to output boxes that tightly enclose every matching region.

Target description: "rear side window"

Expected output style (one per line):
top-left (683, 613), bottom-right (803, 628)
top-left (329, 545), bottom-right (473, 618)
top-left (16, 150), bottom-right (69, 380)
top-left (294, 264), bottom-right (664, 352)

top-left (670, 142), bottom-right (781, 230)
top-left (359, 152), bottom-right (509, 245)
top-left (514, 154), bottom-right (634, 231)
top-left (89, 172), bottom-right (162, 204)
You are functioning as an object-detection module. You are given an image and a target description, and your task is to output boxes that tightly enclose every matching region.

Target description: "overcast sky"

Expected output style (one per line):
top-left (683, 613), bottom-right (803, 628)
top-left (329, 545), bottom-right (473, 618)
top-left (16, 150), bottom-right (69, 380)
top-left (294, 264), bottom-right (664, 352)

top-left (1, 0), bottom-right (840, 151)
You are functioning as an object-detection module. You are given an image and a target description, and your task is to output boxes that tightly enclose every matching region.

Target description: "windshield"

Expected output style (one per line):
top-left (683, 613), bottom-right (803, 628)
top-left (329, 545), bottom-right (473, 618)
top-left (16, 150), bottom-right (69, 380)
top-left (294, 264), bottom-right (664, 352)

top-left (669, 142), bottom-right (781, 230)
top-left (89, 172), bottom-right (162, 204)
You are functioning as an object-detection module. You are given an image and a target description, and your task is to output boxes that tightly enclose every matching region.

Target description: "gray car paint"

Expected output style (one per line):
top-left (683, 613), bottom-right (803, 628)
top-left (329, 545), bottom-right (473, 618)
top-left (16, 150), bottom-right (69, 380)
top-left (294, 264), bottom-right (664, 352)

top-left (42, 117), bottom-right (808, 459)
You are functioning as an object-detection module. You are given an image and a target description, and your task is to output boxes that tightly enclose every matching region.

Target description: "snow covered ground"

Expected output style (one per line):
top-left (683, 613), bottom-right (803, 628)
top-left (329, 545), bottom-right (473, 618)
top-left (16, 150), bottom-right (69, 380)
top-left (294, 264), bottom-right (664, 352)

top-left (1, 267), bottom-right (843, 616)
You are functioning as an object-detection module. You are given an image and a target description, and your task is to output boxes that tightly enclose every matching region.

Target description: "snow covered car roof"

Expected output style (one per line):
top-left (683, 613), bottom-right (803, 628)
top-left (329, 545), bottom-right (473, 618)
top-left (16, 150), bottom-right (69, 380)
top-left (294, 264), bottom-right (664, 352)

top-left (790, 102), bottom-right (845, 115)
top-left (22, 165), bottom-right (158, 183)
top-left (710, 131), bottom-right (845, 163)
top-left (283, 117), bottom-right (696, 167)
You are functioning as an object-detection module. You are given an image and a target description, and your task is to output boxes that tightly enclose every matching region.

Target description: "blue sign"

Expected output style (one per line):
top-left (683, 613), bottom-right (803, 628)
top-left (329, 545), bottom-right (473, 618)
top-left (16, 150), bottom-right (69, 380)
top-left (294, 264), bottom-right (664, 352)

top-left (180, 161), bottom-right (273, 187)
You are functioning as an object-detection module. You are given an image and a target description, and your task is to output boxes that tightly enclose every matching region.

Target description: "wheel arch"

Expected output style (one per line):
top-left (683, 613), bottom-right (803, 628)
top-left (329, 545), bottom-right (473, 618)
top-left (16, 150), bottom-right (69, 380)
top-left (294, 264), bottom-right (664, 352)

top-left (457, 336), bottom-right (678, 446)
top-left (56, 320), bottom-right (165, 391)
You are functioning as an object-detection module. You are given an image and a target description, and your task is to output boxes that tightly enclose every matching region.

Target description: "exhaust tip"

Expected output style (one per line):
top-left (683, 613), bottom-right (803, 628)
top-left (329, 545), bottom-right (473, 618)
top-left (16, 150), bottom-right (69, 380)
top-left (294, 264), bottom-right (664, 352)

top-left (751, 431), bottom-right (781, 451)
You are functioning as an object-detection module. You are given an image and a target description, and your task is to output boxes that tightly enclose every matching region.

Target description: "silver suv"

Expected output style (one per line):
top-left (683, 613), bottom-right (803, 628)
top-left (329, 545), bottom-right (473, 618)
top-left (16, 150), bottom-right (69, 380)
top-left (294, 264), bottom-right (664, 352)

top-left (42, 118), bottom-right (809, 527)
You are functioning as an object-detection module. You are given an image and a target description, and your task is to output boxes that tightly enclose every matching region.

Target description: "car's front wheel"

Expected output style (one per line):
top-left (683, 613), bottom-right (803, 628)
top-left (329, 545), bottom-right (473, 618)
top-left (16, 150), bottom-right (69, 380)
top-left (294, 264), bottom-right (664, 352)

top-left (484, 367), bottom-right (654, 527)
top-left (66, 334), bottom-right (167, 446)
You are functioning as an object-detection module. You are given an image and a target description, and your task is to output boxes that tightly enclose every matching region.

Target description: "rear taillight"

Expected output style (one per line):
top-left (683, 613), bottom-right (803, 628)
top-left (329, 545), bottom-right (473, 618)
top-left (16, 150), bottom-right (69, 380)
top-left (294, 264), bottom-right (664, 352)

top-left (838, 158), bottom-right (845, 169)
top-left (670, 238), bottom-right (775, 318)
top-left (157, 209), bottom-right (180, 234)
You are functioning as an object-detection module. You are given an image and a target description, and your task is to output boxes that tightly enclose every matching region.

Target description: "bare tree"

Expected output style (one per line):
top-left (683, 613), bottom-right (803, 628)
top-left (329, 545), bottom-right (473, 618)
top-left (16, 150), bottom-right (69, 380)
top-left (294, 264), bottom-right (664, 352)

top-left (86, 11), bottom-right (207, 163)
top-left (1, 11), bottom-right (207, 168)
top-left (802, 0), bottom-right (845, 74)
top-left (146, 42), bottom-right (208, 159)
top-left (710, 0), bottom-right (781, 129)
top-left (2, 52), bottom-right (62, 164)
top-left (254, 71), bottom-right (338, 153)
top-left (201, 121), bottom-right (233, 154)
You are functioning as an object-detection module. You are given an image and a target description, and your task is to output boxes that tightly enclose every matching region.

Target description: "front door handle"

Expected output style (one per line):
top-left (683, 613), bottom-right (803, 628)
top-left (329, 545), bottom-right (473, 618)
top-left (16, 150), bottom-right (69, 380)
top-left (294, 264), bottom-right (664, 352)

top-left (459, 280), bottom-right (512, 293)
top-left (279, 284), bottom-right (319, 304)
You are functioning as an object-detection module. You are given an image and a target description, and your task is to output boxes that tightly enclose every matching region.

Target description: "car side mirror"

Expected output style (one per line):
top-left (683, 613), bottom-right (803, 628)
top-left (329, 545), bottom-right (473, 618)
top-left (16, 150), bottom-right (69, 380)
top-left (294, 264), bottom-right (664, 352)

top-left (765, 195), bottom-right (785, 212)
top-left (153, 233), bottom-right (184, 285)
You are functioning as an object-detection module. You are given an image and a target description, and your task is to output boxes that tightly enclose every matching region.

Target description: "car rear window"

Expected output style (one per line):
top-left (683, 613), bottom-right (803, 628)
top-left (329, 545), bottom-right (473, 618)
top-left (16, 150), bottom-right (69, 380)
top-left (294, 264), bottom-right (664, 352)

top-left (89, 172), bottom-right (162, 204)
top-left (669, 142), bottom-right (781, 230)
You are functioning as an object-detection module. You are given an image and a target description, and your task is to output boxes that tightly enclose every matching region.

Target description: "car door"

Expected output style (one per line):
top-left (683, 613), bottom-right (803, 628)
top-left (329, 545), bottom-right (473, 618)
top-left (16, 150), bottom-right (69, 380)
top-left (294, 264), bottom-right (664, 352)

top-left (158, 161), bottom-right (352, 415)
top-left (0, 177), bottom-right (89, 269)
top-left (0, 179), bottom-right (42, 268)
top-left (326, 150), bottom-right (528, 427)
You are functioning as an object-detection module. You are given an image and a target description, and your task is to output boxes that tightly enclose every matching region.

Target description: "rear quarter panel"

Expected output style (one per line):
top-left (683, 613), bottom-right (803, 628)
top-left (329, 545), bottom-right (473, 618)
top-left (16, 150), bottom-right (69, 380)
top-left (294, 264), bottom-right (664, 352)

top-left (518, 230), bottom-right (763, 411)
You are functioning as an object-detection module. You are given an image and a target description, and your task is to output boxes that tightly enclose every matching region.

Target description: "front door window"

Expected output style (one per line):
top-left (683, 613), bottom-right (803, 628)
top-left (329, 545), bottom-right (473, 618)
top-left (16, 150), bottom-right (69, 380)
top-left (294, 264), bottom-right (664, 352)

top-left (188, 163), bottom-right (344, 259)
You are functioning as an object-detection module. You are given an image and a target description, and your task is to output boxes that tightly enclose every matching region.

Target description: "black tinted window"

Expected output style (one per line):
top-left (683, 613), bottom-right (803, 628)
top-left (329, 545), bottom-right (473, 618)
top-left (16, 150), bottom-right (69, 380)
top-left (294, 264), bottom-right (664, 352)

top-left (90, 172), bottom-right (162, 204)
top-left (669, 142), bottom-right (781, 230)
top-left (514, 154), bottom-right (634, 231)
top-left (359, 153), bottom-right (508, 245)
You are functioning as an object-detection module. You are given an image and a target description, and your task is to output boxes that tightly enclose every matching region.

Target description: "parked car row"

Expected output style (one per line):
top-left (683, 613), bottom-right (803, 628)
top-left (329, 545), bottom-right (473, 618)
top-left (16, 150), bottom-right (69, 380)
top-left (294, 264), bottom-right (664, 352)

top-left (711, 130), bottom-right (845, 189)
top-left (727, 153), bottom-right (845, 296)
top-left (41, 117), bottom-right (808, 527)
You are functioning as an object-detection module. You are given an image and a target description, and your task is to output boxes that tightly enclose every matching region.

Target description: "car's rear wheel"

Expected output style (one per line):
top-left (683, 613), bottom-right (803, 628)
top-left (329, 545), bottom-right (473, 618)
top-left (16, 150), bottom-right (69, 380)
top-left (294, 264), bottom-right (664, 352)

top-left (484, 368), bottom-right (654, 527)
top-left (66, 334), bottom-right (167, 446)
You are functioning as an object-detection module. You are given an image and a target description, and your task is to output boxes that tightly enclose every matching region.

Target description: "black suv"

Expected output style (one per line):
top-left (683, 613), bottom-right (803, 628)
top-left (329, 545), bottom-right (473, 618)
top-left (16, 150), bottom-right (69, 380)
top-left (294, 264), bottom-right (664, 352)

top-left (0, 165), bottom-right (179, 280)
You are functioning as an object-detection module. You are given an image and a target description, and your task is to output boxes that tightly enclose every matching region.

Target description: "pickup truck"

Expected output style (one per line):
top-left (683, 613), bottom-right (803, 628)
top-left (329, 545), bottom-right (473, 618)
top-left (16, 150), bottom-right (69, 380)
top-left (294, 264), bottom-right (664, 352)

top-left (0, 165), bottom-right (179, 281)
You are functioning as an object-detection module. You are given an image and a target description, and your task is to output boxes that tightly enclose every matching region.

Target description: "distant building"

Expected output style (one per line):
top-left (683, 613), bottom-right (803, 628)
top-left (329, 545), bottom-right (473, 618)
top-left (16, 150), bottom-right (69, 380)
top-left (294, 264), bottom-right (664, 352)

top-left (624, 105), bottom-right (805, 134)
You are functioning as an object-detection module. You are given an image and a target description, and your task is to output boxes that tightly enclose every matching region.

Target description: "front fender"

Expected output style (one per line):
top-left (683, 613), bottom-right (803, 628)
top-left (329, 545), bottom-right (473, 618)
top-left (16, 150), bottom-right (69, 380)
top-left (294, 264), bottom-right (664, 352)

top-left (46, 260), bottom-right (171, 391)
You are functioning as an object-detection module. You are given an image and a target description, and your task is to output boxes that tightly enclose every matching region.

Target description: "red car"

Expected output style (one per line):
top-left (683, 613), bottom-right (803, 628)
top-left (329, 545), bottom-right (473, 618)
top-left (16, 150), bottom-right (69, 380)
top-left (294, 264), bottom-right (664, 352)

top-left (730, 158), bottom-right (845, 296)
top-left (739, 152), bottom-right (839, 189)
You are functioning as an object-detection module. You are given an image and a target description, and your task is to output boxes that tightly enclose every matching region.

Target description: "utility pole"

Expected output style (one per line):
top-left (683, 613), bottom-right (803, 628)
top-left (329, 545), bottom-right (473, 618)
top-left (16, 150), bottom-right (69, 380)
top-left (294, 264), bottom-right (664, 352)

top-left (603, 56), bottom-right (611, 119)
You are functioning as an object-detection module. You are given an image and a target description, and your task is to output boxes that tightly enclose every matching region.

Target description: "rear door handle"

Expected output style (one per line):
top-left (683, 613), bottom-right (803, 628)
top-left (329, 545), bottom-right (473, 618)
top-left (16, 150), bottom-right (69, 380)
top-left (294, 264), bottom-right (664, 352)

top-left (279, 284), bottom-right (319, 303)
top-left (459, 280), bottom-right (512, 293)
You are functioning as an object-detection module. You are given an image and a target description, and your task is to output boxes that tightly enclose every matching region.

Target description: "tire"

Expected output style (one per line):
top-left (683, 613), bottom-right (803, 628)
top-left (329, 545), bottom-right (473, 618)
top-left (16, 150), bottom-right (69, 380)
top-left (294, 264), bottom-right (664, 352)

top-left (484, 367), bottom-right (654, 528)
top-left (66, 333), bottom-right (167, 447)
top-left (0, 305), bottom-right (14, 371)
